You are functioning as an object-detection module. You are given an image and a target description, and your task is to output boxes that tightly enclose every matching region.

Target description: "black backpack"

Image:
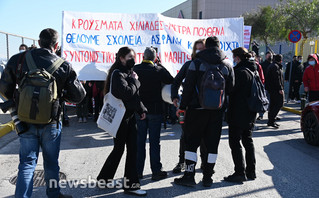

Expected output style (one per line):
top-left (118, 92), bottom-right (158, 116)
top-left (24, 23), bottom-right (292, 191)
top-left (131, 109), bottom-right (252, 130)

top-left (245, 68), bottom-right (269, 113)
top-left (197, 62), bottom-right (226, 110)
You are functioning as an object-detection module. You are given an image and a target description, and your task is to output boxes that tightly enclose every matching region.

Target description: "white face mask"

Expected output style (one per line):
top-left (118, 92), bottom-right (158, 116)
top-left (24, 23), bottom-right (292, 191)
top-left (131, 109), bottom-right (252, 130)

top-left (196, 50), bottom-right (200, 54)
top-left (299, 60), bottom-right (303, 63)
top-left (309, 60), bottom-right (316, 66)
top-left (19, 50), bottom-right (25, 53)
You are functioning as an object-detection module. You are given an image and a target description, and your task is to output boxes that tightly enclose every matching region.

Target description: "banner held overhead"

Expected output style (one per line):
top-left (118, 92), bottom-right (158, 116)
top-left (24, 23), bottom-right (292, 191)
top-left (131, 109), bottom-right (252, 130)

top-left (62, 11), bottom-right (244, 80)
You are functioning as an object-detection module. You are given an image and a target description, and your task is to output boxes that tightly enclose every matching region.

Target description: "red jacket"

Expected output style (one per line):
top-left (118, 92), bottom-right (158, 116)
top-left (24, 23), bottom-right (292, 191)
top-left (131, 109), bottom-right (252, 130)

top-left (303, 54), bottom-right (319, 91)
top-left (256, 61), bottom-right (265, 84)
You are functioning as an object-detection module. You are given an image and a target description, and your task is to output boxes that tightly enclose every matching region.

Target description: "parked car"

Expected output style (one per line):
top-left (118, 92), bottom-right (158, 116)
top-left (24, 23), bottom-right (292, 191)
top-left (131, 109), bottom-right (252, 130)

top-left (301, 101), bottom-right (319, 146)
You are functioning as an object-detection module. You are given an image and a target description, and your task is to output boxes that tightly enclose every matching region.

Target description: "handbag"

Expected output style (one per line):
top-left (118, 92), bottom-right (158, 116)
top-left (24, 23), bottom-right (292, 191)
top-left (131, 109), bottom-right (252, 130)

top-left (97, 70), bottom-right (126, 137)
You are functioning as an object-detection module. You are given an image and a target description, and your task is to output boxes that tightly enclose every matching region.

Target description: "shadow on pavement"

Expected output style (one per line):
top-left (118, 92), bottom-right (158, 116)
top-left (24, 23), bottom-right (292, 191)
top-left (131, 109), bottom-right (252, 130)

top-left (264, 139), bottom-right (319, 197)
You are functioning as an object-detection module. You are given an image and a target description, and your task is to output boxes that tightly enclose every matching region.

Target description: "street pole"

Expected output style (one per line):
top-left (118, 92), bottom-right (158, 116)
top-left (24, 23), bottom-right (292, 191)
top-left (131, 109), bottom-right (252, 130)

top-left (287, 43), bottom-right (294, 103)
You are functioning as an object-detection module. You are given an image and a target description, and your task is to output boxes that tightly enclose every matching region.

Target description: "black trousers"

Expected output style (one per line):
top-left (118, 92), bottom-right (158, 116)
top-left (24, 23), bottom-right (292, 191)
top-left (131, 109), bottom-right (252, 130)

top-left (228, 124), bottom-right (256, 175)
top-left (268, 91), bottom-right (284, 124)
top-left (288, 81), bottom-right (301, 100)
top-left (184, 108), bottom-right (223, 162)
top-left (179, 123), bottom-right (207, 164)
top-left (97, 114), bottom-right (140, 190)
top-left (308, 91), bottom-right (319, 102)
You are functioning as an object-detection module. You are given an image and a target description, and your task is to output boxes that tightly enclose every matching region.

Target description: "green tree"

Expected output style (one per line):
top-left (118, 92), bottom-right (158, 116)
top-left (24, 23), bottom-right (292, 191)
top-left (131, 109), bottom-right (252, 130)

top-left (244, 6), bottom-right (284, 48)
top-left (278, 0), bottom-right (319, 55)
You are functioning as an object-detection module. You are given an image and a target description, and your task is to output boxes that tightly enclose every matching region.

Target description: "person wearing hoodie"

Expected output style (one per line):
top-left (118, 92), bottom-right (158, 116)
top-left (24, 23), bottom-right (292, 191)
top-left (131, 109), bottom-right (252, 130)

top-left (303, 54), bottom-right (319, 102)
top-left (224, 47), bottom-right (257, 183)
top-left (174, 36), bottom-right (235, 187)
top-left (170, 38), bottom-right (207, 174)
top-left (265, 54), bottom-right (284, 129)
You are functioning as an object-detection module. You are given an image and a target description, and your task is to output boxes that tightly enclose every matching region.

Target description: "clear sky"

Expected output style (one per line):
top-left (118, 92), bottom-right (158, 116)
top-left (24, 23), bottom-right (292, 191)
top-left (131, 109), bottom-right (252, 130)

top-left (0, 0), bottom-right (185, 39)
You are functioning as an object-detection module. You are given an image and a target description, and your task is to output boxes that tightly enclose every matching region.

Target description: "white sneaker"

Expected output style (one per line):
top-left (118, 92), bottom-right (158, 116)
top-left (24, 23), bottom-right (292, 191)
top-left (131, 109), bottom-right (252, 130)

top-left (124, 189), bottom-right (147, 196)
top-left (78, 118), bottom-right (83, 123)
top-left (83, 117), bottom-right (87, 123)
top-left (295, 100), bottom-right (301, 104)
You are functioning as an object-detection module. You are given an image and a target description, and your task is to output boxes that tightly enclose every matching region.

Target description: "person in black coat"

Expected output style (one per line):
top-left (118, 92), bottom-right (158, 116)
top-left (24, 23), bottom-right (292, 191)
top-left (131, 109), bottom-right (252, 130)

top-left (170, 39), bottom-right (207, 174)
top-left (133, 47), bottom-right (174, 181)
top-left (224, 47), bottom-right (257, 183)
top-left (284, 56), bottom-right (303, 102)
top-left (97, 47), bottom-right (147, 196)
top-left (260, 51), bottom-right (273, 80)
top-left (174, 36), bottom-right (235, 187)
top-left (265, 54), bottom-right (284, 128)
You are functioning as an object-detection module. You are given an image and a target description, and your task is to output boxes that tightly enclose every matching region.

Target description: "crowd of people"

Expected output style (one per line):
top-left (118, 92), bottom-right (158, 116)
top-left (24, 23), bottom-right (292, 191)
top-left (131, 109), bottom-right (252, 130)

top-left (2, 28), bottom-right (319, 198)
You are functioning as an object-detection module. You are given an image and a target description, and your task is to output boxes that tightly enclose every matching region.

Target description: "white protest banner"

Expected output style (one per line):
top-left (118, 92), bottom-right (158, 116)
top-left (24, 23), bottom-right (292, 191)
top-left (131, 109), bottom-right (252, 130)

top-left (62, 11), bottom-right (244, 80)
top-left (244, 26), bottom-right (252, 49)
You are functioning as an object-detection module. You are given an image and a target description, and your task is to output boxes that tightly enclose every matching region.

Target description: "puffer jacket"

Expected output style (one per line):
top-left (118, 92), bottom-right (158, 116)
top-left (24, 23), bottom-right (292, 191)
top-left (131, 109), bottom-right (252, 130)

top-left (303, 54), bottom-right (319, 91)
top-left (0, 48), bottom-right (86, 104)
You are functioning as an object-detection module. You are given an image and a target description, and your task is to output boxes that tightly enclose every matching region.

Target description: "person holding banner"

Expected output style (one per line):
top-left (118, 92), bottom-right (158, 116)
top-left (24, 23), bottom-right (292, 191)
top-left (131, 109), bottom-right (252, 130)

top-left (171, 39), bottom-right (207, 173)
top-left (97, 47), bottom-right (147, 196)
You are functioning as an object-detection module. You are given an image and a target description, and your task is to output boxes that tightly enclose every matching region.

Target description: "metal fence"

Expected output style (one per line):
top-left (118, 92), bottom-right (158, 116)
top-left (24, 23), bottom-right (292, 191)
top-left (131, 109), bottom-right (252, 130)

top-left (0, 31), bottom-right (37, 62)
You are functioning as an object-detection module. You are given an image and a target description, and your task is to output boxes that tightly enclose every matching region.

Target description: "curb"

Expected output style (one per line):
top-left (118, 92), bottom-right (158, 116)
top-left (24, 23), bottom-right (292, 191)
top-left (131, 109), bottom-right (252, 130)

top-left (0, 121), bottom-right (14, 138)
top-left (282, 106), bottom-right (302, 115)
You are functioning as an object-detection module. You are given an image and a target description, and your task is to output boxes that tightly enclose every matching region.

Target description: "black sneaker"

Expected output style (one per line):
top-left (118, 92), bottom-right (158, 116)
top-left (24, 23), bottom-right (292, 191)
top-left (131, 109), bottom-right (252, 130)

top-left (152, 171), bottom-right (167, 181)
top-left (267, 122), bottom-right (279, 129)
top-left (224, 173), bottom-right (247, 183)
top-left (174, 175), bottom-right (196, 187)
top-left (202, 177), bottom-right (213, 187)
top-left (246, 172), bottom-right (256, 180)
top-left (275, 117), bottom-right (281, 121)
top-left (173, 163), bottom-right (185, 174)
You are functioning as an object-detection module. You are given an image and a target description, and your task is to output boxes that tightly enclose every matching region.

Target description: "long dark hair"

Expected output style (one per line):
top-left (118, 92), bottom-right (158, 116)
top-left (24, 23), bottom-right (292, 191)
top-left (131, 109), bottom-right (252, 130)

top-left (103, 47), bottom-right (135, 95)
top-left (232, 47), bottom-right (252, 61)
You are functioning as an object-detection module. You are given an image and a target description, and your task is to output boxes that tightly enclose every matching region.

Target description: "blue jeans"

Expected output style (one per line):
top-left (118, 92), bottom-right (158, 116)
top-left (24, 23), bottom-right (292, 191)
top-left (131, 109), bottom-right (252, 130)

top-left (136, 114), bottom-right (163, 175)
top-left (15, 122), bottom-right (62, 198)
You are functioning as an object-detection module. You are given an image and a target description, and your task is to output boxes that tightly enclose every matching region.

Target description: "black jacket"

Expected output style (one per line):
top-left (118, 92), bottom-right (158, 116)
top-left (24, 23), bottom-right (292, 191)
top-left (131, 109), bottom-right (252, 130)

top-left (133, 61), bottom-right (174, 114)
top-left (0, 48), bottom-right (85, 104)
top-left (179, 46), bottom-right (235, 110)
top-left (260, 60), bottom-right (272, 78)
top-left (284, 60), bottom-right (303, 82)
top-left (171, 60), bottom-right (191, 101)
top-left (110, 64), bottom-right (147, 116)
top-left (265, 61), bottom-right (284, 92)
top-left (227, 60), bottom-right (257, 129)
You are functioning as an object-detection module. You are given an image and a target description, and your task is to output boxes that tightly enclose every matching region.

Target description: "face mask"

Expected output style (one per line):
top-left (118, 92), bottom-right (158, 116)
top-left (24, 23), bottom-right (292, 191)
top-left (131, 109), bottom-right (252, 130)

top-left (299, 60), bottom-right (303, 63)
top-left (196, 50), bottom-right (200, 54)
top-left (126, 58), bottom-right (135, 69)
top-left (19, 50), bottom-right (25, 53)
top-left (309, 60), bottom-right (316, 66)
top-left (267, 57), bottom-right (272, 62)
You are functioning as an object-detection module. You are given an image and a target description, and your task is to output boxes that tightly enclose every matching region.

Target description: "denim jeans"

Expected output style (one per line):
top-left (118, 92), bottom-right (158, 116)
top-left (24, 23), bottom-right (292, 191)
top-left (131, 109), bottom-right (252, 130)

top-left (136, 114), bottom-right (163, 175)
top-left (15, 122), bottom-right (62, 198)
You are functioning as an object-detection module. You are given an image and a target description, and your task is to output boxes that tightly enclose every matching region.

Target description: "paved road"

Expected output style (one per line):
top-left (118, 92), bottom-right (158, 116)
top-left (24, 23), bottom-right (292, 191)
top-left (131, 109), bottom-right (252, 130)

top-left (0, 108), bottom-right (319, 198)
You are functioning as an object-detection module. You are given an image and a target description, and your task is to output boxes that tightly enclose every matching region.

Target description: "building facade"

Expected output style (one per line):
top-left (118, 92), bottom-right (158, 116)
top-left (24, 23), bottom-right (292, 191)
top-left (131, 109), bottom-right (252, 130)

top-left (162, 0), bottom-right (280, 19)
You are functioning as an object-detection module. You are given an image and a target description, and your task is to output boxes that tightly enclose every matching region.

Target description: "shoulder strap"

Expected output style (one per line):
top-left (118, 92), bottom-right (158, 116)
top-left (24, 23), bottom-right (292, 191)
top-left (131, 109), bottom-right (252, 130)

top-left (25, 51), bottom-right (64, 74)
top-left (46, 58), bottom-right (64, 74)
top-left (25, 51), bottom-right (37, 71)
